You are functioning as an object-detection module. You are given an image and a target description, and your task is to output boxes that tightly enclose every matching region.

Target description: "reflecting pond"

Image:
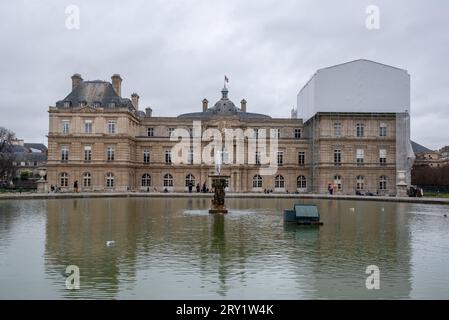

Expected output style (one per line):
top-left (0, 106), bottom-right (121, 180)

top-left (0, 197), bottom-right (448, 299)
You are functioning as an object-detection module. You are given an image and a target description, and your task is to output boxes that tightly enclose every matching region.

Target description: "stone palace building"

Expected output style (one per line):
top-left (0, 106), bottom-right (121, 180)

top-left (47, 59), bottom-right (415, 195)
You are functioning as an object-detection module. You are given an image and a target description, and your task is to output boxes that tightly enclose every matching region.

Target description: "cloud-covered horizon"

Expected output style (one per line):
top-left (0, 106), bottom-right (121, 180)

top-left (0, 0), bottom-right (448, 149)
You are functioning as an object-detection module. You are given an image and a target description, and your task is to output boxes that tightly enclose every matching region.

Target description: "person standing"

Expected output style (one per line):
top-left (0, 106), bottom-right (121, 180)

top-left (328, 183), bottom-right (333, 195)
top-left (74, 180), bottom-right (79, 193)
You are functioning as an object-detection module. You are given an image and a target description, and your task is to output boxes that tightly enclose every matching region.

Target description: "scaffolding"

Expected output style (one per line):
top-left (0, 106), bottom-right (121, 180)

top-left (307, 111), bottom-right (410, 194)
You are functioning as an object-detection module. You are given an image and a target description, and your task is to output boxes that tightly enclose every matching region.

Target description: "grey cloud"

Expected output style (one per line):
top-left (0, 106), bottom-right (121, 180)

top-left (0, 0), bottom-right (448, 149)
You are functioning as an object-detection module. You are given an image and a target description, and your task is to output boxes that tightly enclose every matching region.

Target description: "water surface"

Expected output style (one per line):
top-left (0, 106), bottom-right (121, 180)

top-left (0, 197), bottom-right (448, 299)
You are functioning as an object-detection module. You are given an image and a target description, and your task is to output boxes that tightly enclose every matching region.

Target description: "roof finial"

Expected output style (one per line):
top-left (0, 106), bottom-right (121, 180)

top-left (221, 86), bottom-right (228, 99)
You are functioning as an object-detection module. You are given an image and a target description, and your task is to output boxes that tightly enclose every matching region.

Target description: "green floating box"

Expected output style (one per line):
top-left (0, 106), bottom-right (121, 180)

top-left (284, 204), bottom-right (322, 225)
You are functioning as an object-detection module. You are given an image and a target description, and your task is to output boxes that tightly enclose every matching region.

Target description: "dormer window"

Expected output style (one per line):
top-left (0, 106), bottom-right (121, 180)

top-left (93, 102), bottom-right (101, 108)
top-left (109, 102), bottom-right (116, 108)
top-left (79, 101), bottom-right (87, 108)
top-left (63, 101), bottom-right (71, 108)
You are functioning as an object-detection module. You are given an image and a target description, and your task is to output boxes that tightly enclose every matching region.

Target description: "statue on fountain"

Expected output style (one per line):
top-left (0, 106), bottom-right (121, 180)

top-left (208, 150), bottom-right (229, 214)
top-left (212, 178), bottom-right (226, 206)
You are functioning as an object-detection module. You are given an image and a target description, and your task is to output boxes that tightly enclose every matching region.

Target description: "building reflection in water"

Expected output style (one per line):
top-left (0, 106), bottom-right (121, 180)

top-left (0, 200), bottom-right (47, 252)
top-left (210, 214), bottom-right (227, 296)
top-left (283, 199), bottom-right (412, 299)
top-left (45, 198), bottom-right (141, 299)
top-left (43, 197), bottom-right (413, 299)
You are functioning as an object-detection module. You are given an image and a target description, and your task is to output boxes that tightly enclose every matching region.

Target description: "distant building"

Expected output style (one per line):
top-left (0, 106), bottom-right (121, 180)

top-left (440, 146), bottom-right (449, 161)
top-left (47, 59), bottom-right (415, 195)
top-left (8, 139), bottom-right (47, 186)
top-left (412, 141), bottom-right (448, 168)
top-left (47, 75), bottom-right (305, 193)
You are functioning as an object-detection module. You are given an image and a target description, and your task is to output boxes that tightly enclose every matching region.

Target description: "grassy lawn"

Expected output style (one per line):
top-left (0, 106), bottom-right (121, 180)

top-left (423, 192), bottom-right (449, 198)
top-left (0, 188), bottom-right (36, 193)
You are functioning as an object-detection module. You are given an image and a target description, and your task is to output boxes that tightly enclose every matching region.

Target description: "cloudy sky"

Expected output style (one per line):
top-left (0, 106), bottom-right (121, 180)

top-left (0, 0), bottom-right (448, 149)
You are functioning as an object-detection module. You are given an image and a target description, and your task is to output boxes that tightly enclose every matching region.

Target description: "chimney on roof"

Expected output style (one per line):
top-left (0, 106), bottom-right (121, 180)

top-left (240, 99), bottom-right (247, 112)
top-left (202, 99), bottom-right (208, 112)
top-left (71, 74), bottom-right (83, 90)
top-left (145, 107), bottom-right (152, 117)
top-left (131, 93), bottom-right (139, 109)
top-left (111, 74), bottom-right (122, 97)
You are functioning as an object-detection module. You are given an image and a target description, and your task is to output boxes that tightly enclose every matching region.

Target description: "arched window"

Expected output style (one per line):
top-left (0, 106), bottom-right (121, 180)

top-left (106, 172), bottom-right (114, 188)
top-left (297, 175), bottom-right (307, 189)
top-left (163, 174), bottom-right (173, 187)
top-left (185, 174), bottom-right (195, 187)
top-left (334, 175), bottom-right (342, 190)
top-left (83, 172), bottom-right (91, 187)
top-left (60, 172), bottom-right (68, 187)
top-left (275, 175), bottom-right (284, 188)
top-left (356, 175), bottom-right (364, 190)
top-left (379, 176), bottom-right (387, 190)
top-left (252, 175), bottom-right (262, 188)
top-left (141, 174), bottom-right (151, 187)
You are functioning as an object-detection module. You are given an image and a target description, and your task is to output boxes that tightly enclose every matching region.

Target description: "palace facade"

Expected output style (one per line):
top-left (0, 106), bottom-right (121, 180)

top-left (47, 60), bottom-right (415, 195)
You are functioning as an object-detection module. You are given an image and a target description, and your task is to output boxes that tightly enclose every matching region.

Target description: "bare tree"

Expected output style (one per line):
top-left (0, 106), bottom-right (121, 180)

top-left (0, 127), bottom-right (16, 186)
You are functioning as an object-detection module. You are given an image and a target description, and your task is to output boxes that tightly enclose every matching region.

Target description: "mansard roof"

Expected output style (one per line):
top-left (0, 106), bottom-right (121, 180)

top-left (56, 80), bottom-right (134, 109)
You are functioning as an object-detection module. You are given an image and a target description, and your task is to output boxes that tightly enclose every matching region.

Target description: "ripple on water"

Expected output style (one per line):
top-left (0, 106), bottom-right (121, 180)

top-left (0, 197), bottom-right (449, 299)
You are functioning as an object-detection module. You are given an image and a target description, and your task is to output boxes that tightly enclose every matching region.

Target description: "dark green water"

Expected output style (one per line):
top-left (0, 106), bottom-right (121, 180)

top-left (0, 197), bottom-right (448, 299)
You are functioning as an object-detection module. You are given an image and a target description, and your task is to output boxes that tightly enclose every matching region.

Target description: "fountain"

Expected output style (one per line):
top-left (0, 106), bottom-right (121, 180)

top-left (208, 174), bottom-right (230, 214)
top-left (208, 150), bottom-right (229, 214)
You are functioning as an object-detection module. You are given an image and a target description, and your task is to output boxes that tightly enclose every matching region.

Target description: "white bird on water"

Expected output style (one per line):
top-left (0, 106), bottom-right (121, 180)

top-left (106, 240), bottom-right (115, 246)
